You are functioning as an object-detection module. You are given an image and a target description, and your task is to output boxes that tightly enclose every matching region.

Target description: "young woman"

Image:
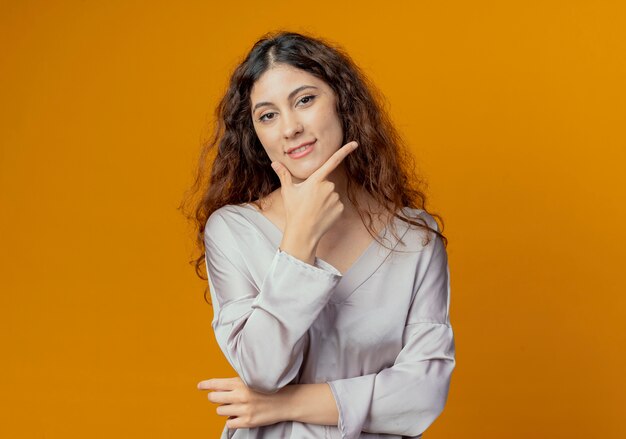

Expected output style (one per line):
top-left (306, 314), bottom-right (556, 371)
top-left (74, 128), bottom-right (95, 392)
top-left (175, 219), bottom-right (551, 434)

top-left (183, 30), bottom-right (456, 439)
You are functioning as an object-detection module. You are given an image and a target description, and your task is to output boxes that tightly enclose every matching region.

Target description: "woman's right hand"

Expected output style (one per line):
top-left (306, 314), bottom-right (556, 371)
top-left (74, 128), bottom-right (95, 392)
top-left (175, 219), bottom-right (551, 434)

top-left (270, 140), bottom-right (359, 263)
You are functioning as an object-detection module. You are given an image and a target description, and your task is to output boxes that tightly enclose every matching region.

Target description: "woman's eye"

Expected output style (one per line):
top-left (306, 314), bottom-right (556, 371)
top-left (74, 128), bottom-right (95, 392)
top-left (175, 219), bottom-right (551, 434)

top-left (258, 112), bottom-right (275, 122)
top-left (258, 96), bottom-right (316, 123)
top-left (299, 95), bottom-right (316, 105)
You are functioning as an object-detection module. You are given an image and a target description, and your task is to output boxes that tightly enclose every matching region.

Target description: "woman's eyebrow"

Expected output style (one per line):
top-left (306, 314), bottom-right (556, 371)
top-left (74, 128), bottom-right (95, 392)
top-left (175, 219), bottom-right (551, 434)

top-left (252, 85), bottom-right (319, 112)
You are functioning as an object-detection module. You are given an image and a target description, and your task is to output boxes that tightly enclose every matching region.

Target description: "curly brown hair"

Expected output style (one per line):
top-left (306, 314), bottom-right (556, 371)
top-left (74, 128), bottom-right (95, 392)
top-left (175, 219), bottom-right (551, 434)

top-left (179, 30), bottom-right (448, 303)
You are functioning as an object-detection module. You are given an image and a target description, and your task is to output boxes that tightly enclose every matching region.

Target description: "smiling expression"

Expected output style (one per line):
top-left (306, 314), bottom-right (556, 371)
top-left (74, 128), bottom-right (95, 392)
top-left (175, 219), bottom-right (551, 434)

top-left (250, 64), bottom-right (344, 182)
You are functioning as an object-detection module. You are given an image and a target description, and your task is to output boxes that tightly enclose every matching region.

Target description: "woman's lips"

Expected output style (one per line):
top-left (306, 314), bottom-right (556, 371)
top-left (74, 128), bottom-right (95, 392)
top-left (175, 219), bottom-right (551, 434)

top-left (287, 140), bottom-right (316, 159)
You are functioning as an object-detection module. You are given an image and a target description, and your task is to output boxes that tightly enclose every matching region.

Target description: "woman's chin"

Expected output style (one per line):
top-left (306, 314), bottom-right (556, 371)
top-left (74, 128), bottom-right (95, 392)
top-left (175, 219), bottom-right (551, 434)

top-left (287, 165), bottom-right (318, 182)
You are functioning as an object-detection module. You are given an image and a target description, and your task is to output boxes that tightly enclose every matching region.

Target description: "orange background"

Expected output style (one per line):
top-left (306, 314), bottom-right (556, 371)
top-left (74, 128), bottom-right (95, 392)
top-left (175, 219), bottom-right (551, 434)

top-left (1, 1), bottom-right (625, 437)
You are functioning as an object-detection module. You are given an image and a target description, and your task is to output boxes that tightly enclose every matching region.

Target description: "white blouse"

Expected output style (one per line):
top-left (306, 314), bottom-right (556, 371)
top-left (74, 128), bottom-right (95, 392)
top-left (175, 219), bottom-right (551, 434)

top-left (203, 203), bottom-right (456, 439)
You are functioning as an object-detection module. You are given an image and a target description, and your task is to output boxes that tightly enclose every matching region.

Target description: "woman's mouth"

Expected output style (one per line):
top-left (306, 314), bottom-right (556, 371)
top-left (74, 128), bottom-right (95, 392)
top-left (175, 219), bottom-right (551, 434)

top-left (288, 140), bottom-right (316, 159)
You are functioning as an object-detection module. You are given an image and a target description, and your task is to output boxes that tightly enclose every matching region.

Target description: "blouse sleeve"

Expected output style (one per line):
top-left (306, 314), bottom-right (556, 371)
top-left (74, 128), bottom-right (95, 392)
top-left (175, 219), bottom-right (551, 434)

top-left (204, 210), bottom-right (343, 394)
top-left (327, 219), bottom-right (456, 438)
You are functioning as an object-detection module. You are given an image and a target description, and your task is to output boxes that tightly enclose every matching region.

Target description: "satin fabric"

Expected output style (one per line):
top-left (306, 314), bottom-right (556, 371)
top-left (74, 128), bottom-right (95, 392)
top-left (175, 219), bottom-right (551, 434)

top-left (203, 203), bottom-right (456, 439)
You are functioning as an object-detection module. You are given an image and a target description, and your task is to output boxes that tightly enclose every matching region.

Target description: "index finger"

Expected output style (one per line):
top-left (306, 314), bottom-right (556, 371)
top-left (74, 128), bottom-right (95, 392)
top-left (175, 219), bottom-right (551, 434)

top-left (197, 378), bottom-right (238, 390)
top-left (310, 141), bottom-right (359, 182)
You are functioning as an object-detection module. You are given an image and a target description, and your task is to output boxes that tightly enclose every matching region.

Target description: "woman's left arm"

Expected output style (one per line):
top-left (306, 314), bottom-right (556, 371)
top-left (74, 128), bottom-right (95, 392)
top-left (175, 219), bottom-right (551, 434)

top-left (325, 226), bottom-right (456, 439)
top-left (196, 377), bottom-right (337, 428)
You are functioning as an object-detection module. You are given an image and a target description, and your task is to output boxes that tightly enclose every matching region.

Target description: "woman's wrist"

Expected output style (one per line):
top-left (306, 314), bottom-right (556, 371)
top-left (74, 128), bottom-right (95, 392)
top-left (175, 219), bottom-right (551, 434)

top-left (279, 230), bottom-right (319, 266)
top-left (276, 383), bottom-right (339, 425)
top-left (271, 384), bottom-right (299, 423)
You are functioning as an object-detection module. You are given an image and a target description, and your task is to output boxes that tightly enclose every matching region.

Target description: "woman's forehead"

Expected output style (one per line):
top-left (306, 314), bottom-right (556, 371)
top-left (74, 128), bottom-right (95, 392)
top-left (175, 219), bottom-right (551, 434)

top-left (251, 65), bottom-right (326, 99)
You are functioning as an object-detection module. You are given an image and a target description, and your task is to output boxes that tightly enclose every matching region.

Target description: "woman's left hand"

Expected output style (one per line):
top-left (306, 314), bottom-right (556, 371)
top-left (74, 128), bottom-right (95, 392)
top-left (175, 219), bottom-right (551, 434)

top-left (197, 377), bottom-right (288, 429)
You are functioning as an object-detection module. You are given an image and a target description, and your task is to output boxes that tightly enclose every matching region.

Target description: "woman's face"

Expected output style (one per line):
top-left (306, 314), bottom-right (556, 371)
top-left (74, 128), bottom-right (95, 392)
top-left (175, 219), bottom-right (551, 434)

top-left (250, 63), bottom-right (344, 183)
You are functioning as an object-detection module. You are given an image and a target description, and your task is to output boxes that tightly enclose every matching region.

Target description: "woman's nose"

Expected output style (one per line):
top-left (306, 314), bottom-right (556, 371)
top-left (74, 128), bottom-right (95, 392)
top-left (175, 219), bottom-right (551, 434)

top-left (282, 113), bottom-right (303, 138)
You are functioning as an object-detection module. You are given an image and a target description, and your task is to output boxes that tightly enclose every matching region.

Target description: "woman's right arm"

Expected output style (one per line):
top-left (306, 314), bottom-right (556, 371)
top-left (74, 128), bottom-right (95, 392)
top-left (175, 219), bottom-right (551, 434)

top-left (204, 210), bottom-right (342, 395)
top-left (205, 141), bottom-right (358, 394)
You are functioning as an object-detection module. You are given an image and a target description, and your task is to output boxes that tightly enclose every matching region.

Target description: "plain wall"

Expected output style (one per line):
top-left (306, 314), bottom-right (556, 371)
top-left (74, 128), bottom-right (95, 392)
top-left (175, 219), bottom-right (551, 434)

top-left (1, 1), bottom-right (624, 437)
